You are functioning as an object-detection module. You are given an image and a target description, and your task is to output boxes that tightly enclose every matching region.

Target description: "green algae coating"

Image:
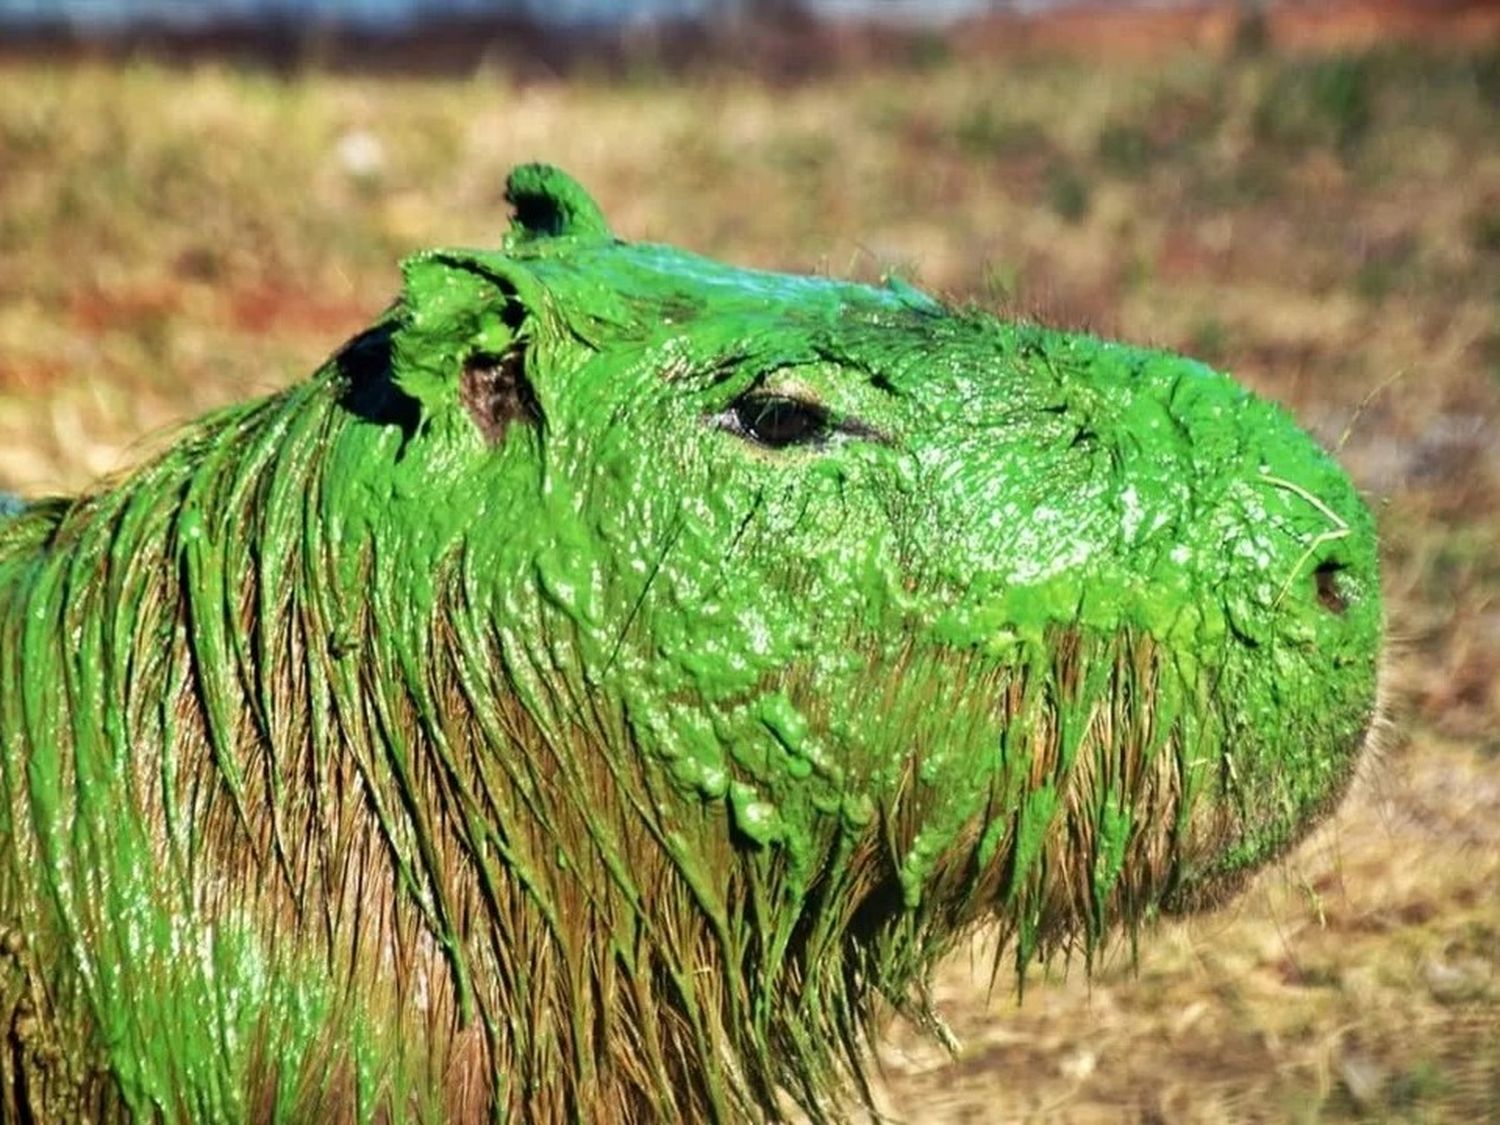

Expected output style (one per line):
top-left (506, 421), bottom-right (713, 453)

top-left (0, 164), bottom-right (1382, 1123)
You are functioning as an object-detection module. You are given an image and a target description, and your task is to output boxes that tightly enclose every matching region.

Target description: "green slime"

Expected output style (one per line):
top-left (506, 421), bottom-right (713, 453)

top-left (0, 165), bottom-right (1382, 1122)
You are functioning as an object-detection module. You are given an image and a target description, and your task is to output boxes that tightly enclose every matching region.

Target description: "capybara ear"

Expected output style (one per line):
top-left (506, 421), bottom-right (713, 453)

top-left (503, 163), bottom-right (612, 246)
top-left (391, 252), bottom-right (544, 443)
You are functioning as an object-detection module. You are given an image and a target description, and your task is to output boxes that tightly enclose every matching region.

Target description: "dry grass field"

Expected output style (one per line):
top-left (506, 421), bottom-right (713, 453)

top-left (1, 29), bottom-right (1497, 1122)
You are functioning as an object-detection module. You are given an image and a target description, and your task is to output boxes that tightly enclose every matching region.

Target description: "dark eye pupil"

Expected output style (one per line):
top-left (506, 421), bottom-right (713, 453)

top-left (735, 396), bottom-right (827, 448)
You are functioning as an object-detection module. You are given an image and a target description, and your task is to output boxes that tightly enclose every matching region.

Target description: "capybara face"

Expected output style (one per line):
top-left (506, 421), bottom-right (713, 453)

top-left (0, 164), bottom-right (1381, 1123)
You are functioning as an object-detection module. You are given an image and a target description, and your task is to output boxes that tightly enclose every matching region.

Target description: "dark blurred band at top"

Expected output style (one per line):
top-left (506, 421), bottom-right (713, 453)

top-left (2, 0), bottom-right (1498, 75)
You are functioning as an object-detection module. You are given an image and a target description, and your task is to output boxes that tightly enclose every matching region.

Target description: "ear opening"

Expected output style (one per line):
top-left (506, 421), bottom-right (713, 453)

top-left (461, 346), bottom-right (540, 443)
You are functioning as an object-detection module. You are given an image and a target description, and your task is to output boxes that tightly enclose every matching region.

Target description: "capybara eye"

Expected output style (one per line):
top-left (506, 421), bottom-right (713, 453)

top-left (730, 394), bottom-right (829, 448)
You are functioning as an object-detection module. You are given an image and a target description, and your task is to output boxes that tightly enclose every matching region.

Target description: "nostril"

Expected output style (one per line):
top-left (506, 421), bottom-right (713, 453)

top-left (1314, 561), bottom-right (1348, 616)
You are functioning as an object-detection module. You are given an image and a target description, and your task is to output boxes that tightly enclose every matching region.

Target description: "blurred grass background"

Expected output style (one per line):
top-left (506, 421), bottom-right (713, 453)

top-left (0, 8), bottom-right (1497, 1121)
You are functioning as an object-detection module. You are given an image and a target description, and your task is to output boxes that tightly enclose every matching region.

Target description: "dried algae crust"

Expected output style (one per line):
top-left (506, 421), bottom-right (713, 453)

top-left (0, 164), bottom-right (1381, 1123)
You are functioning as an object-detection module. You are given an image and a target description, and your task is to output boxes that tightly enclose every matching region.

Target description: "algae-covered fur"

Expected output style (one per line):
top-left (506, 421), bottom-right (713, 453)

top-left (0, 165), bottom-right (1382, 1122)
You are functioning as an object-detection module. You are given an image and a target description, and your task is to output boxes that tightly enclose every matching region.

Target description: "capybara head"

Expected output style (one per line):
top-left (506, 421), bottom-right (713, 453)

top-left (0, 165), bottom-right (1381, 1123)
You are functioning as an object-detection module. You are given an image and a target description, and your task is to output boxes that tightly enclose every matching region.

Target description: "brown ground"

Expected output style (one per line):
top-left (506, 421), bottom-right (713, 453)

top-left (0, 9), bottom-right (1496, 1122)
